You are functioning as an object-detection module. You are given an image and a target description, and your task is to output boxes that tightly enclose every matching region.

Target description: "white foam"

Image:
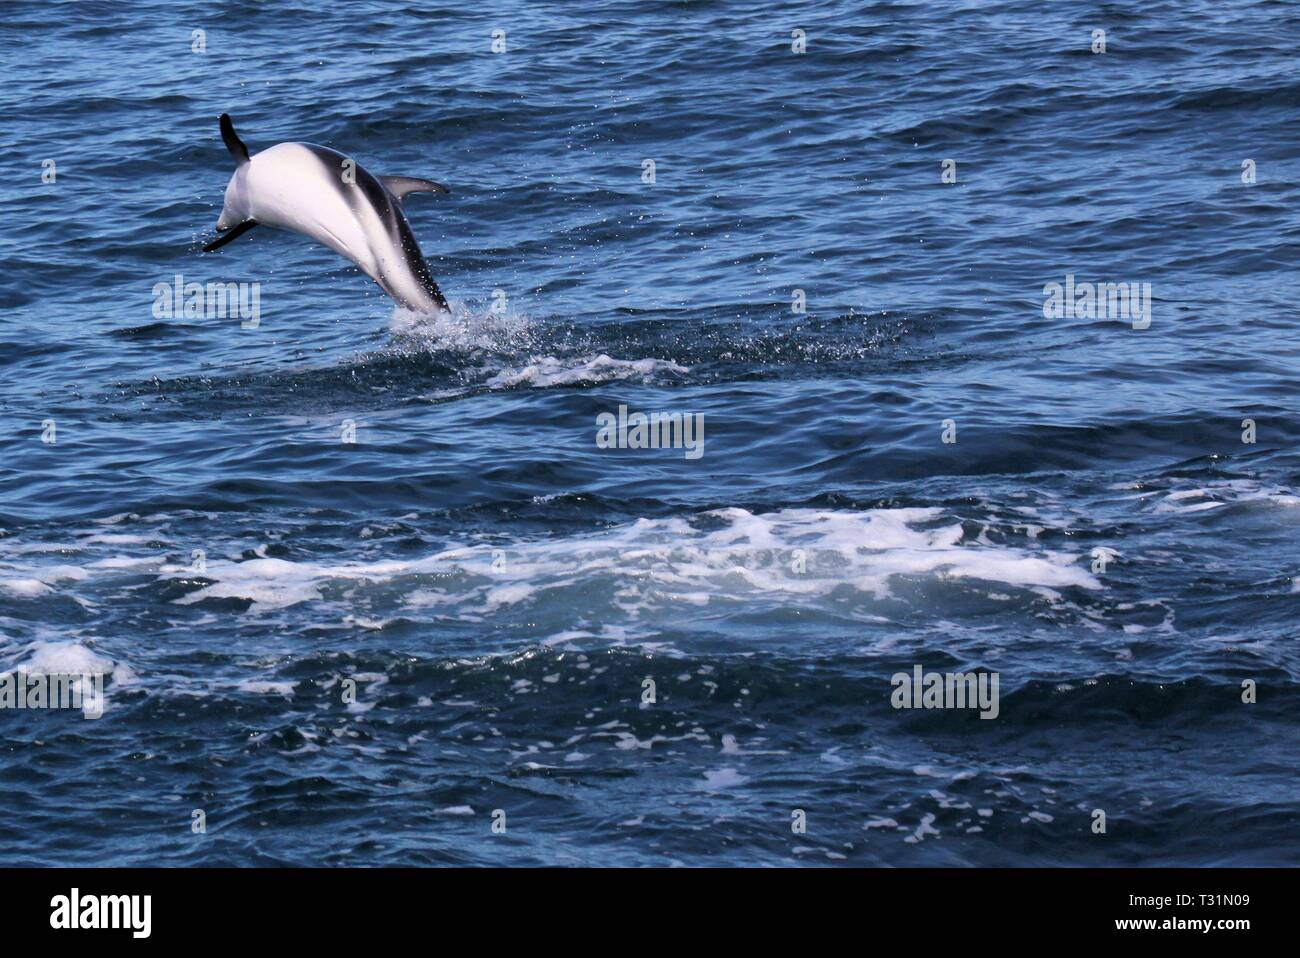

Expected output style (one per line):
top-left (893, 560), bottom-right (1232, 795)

top-left (486, 354), bottom-right (688, 389)
top-left (1148, 479), bottom-right (1299, 514)
top-left (235, 679), bottom-right (296, 697)
top-left (139, 506), bottom-right (1101, 619)
top-left (8, 506), bottom-right (1100, 627)
top-left (0, 542), bottom-right (81, 555)
top-left (0, 577), bottom-right (52, 596)
top-left (166, 556), bottom-right (323, 610)
top-left (87, 555), bottom-right (164, 570)
top-left (384, 300), bottom-right (688, 395)
top-left (12, 640), bottom-right (116, 677)
top-left (83, 533), bottom-right (153, 545)
top-left (387, 299), bottom-right (532, 351)
top-left (700, 767), bottom-right (748, 790)
top-left (904, 813), bottom-right (940, 843)
top-left (0, 561), bottom-right (90, 597)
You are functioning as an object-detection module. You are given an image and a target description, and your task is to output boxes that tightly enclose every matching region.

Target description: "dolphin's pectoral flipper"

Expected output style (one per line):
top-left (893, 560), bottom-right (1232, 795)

top-left (202, 219), bottom-right (258, 252)
top-left (220, 113), bottom-right (250, 165)
top-left (379, 175), bottom-right (450, 200)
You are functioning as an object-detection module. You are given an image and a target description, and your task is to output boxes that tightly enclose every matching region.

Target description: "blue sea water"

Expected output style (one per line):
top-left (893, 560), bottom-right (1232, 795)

top-left (1, 0), bottom-right (1298, 866)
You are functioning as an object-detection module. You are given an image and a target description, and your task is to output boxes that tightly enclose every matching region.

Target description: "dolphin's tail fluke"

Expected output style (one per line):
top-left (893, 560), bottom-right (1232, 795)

top-left (203, 218), bottom-right (258, 253)
top-left (220, 114), bottom-right (250, 165)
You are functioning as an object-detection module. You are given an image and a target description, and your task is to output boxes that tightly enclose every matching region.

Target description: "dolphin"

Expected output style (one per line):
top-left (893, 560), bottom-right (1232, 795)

top-left (204, 113), bottom-right (450, 312)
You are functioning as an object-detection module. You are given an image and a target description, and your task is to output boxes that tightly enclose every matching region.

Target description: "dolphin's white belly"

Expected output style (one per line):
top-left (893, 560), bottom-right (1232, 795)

top-left (243, 143), bottom-right (379, 278)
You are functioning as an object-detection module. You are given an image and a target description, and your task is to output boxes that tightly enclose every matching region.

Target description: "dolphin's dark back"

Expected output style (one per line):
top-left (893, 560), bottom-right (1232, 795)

top-left (302, 144), bottom-right (448, 312)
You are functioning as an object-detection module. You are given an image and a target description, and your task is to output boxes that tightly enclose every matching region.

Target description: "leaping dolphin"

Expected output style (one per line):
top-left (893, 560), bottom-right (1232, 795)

top-left (205, 113), bottom-right (450, 313)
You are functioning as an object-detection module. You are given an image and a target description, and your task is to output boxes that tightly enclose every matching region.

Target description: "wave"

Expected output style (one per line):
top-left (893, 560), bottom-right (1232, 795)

top-left (0, 505), bottom-right (1099, 621)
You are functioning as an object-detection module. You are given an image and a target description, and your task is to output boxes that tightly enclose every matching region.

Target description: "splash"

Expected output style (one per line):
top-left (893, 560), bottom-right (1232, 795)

top-left (387, 298), bottom-right (534, 354)
top-left (383, 299), bottom-right (689, 393)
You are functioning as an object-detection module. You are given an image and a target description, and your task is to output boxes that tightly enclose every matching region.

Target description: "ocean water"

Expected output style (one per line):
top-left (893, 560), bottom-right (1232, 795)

top-left (1, 0), bottom-right (1298, 867)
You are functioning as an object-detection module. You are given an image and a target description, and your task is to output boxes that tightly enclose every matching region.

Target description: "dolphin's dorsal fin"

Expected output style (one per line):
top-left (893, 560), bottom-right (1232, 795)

top-left (379, 175), bottom-right (449, 201)
top-left (220, 113), bottom-right (250, 165)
